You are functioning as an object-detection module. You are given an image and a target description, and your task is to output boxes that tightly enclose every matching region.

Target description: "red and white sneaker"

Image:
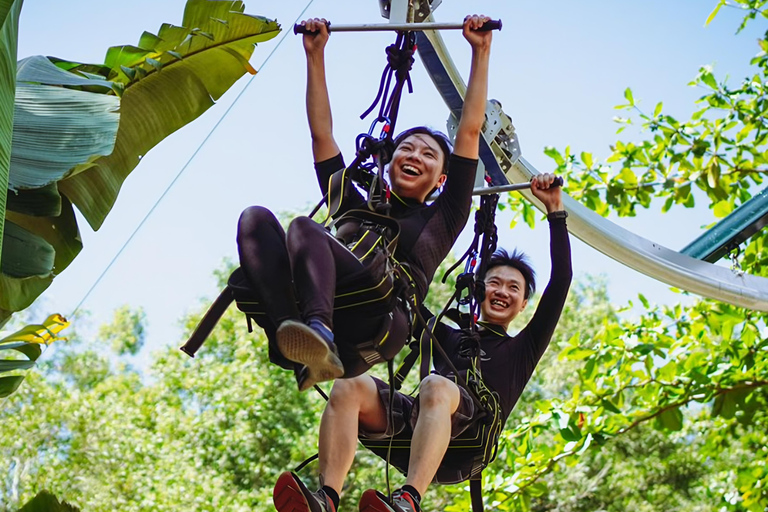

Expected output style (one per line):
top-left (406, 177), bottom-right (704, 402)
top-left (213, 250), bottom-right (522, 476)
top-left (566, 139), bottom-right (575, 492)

top-left (273, 471), bottom-right (336, 512)
top-left (359, 489), bottom-right (420, 512)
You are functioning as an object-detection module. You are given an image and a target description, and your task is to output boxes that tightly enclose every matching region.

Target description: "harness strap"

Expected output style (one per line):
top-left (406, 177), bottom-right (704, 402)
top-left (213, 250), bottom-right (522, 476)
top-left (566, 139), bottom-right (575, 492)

top-left (419, 316), bottom-right (437, 380)
top-left (408, 300), bottom-right (486, 415)
top-left (470, 475), bottom-right (484, 512)
top-left (180, 286), bottom-right (234, 357)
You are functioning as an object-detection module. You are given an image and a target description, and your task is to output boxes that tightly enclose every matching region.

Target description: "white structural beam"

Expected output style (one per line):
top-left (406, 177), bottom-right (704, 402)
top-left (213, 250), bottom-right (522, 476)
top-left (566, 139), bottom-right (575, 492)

top-left (415, 22), bottom-right (768, 312)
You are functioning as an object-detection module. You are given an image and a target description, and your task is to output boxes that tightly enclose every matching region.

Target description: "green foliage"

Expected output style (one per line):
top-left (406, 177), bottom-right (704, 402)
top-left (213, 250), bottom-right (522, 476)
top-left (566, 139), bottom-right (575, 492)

top-left (481, 5), bottom-right (768, 510)
top-left (17, 492), bottom-right (80, 512)
top-left (0, 313), bottom-right (67, 398)
top-left (0, 0), bottom-right (280, 326)
top-left (0, 0), bottom-right (21, 309)
top-left (0, 300), bottom-right (324, 511)
top-left (98, 306), bottom-right (146, 356)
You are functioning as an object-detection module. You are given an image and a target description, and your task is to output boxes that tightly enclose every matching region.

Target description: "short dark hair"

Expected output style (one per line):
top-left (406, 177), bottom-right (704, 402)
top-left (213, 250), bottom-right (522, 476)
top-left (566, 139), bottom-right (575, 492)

top-left (393, 126), bottom-right (453, 174)
top-left (481, 248), bottom-right (536, 299)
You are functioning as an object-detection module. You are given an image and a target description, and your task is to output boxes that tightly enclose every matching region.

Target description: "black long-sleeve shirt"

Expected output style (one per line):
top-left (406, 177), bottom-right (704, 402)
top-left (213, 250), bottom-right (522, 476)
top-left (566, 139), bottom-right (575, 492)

top-left (315, 153), bottom-right (478, 301)
top-left (433, 217), bottom-right (573, 422)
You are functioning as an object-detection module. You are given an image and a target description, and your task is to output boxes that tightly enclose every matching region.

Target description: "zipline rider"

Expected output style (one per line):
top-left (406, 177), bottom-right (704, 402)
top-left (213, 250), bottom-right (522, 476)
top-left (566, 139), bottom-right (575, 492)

top-left (274, 174), bottom-right (573, 512)
top-left (235, 15), bottom-right (494, 392)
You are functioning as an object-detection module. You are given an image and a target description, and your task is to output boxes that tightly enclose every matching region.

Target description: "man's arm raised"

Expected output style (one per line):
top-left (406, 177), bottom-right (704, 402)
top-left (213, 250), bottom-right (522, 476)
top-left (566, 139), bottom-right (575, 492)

top-left (302, 18), bottom-right (340, 163)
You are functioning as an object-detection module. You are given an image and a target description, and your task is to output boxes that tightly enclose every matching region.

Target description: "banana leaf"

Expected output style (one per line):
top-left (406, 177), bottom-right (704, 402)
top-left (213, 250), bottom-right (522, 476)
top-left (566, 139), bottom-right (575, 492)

top-left (9, 81), bottom-right (120, 190)
top-left (0, 0), bottom-right (279, 325)
top-left (59, 0), bottom-right (280, 230)
top-left (17, 491), bottom-right (81, 512)
top-left (0, 0), bottom-right (21, 275)
top-left (0, 313), bottom-right (68, 397)
top-left (0, 220), bottom-right (53, 278)
top-left (0, 197), bottom-right (80, 317)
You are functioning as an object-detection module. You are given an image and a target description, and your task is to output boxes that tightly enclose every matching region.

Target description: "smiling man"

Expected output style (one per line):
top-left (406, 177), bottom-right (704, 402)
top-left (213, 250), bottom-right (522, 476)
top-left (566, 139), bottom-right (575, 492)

top-left (272, 174), bottom-right (571, 512)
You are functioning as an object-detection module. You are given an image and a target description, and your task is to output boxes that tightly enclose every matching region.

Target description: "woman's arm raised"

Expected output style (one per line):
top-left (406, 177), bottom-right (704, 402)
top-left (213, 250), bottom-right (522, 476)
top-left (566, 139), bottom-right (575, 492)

top-left (453, 14), bottom-right (493, 160)
top-left (302, 18), bottom-right (341, 162)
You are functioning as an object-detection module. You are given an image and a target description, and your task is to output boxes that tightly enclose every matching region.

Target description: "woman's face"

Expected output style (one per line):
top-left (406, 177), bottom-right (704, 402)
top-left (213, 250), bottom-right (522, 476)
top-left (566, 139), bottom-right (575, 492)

top-left (389, 134), bottom-right (447, 202)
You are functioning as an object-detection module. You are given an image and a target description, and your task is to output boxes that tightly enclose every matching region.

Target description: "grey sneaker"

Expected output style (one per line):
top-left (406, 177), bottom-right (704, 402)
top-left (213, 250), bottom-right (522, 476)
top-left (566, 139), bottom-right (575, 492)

top-left (277, 320), bottom-right (344, 391)
top-left (359, 489), bottom-right (420, 512)
top-left (273, 471), bottom-right (336, 512)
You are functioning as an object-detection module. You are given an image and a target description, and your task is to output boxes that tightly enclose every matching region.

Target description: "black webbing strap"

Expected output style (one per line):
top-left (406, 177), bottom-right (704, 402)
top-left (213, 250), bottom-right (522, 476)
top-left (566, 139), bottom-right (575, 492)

top-left (408, 300), bottom-right (486, 414)
top-left (180, 286), bottom-right (234, 357)
top-left (470, 475), bottom-right (484, 512)
top-left (360, 31), bottom-right (416, 134)
top-left (309, 32), bottom-right (416, 221)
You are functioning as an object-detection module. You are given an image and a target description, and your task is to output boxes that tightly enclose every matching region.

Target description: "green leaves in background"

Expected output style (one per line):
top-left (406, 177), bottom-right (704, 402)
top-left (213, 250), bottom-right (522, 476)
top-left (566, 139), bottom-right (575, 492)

top-left (17, 491), bottom-right (80, 512)
top-left (0, 313), bottom-right (68, 397)
top-left (58, 0), bottom-right (281, 231)
top-left (0, 0), bottom-right (280, 326)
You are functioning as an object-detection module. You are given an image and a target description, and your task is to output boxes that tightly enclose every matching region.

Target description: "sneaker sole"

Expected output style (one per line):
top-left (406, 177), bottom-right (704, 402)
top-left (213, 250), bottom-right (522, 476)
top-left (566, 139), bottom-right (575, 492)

top-left (277, 321), bottom-right (344, 390)
top-left (273, 472), bottom-right (315, 512)
top-left (359, 489), bottom-right (396, 512)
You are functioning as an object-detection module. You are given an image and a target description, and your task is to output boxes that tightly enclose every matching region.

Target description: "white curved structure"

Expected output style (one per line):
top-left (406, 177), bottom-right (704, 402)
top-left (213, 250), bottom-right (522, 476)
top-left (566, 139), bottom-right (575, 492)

top-left (412, 20), bottom-right (768, 312)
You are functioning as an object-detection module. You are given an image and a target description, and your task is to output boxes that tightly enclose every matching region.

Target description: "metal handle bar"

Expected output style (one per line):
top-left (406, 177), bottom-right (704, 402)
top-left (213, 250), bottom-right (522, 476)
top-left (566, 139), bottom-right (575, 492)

top-left (294, 19), bottom-right (502, 35)
top-left (427, 176), bottom-right (564, 202)
top-left (475, 176), bottom-right (563, 196)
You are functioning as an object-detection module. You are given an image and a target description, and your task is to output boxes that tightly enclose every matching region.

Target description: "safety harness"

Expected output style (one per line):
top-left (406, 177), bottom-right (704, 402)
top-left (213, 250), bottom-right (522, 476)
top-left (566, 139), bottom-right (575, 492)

top-left (181, 30), bottom-right (419, 365)
top-left (181, 28), bottom-right (504, 511)
top-left (356, 192), bottom-right (504, 512)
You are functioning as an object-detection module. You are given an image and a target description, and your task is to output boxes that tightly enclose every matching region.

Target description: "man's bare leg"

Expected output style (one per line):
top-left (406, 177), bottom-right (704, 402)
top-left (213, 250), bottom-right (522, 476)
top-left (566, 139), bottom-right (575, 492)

top-left (319, 375), bottom-right (388, 492)
top-left (404, 375), bottom-right (461, 495)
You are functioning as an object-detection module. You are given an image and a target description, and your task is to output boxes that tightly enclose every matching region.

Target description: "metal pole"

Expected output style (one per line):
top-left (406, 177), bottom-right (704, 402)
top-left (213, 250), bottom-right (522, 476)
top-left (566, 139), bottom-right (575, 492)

top-left (473, 182), bottom-right (532, 196)
top-left (294, 20), bottom-right (501, 34)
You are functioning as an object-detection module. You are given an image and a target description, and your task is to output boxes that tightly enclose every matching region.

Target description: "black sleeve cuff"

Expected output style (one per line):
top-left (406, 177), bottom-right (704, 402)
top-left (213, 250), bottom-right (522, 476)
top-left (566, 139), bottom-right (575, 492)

top-left (547, 210), bottom-right (568, 222)
top-left (314, 153), bottom-right (345, 175)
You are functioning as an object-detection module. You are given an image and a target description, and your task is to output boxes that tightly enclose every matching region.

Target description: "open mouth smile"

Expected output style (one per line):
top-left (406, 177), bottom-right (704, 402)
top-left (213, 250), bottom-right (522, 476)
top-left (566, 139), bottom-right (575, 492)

top-left (401, 164), bottom-right (422, 177)
top-left (490, 298), bottom-right (509, 308)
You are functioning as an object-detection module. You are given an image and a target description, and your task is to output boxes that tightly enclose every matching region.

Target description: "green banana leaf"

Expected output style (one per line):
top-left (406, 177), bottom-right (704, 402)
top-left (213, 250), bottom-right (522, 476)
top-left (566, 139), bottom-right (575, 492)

top-left (0, 0), bottom-right (21, 274)
top-left (9, 57), bottom-right (120, 190)
top-left (0, 0), bottom-right (279, 325)
top-left (0, 313), bottom-right (67, 397)
top-left (59, 0), bottom-right (280, 230)
top-left (0, 197), bottom-right (81, 315)
top-left (17, 491), bottom-right (81, 512)
top-left (1, 58), bottom-right (119, 323)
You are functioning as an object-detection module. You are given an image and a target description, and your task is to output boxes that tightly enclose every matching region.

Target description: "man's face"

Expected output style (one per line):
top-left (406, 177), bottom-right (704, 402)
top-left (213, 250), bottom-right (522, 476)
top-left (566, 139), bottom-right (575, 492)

top-left (480, 265), bottom-right (528, 328)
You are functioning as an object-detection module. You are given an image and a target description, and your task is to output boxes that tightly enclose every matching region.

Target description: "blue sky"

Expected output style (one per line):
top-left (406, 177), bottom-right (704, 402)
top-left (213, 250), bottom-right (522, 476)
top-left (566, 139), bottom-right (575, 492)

top-left (12, 0), bottom-right (766, 356)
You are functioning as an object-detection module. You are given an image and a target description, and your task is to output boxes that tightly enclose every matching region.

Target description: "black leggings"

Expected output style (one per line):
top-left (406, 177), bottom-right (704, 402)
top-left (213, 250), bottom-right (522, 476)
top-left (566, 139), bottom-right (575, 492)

top-left (236, 206), bottom-right (408, 376)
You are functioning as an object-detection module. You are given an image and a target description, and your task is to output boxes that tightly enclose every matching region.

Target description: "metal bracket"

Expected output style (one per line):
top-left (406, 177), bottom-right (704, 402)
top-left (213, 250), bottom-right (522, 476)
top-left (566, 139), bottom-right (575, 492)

top-left (485, 99), bottom-right (521, 170)
top-left (446, 99), bottom-right (521, 186)
top-left (380, 0), bottom-right (442, 22)
top-left (414, 0), bottom-right (442, 21)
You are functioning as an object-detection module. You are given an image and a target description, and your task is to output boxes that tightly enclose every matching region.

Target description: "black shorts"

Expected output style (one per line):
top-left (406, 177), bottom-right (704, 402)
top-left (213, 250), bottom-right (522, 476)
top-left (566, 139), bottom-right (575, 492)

top-left (358, 375), bottom-right (487, 484)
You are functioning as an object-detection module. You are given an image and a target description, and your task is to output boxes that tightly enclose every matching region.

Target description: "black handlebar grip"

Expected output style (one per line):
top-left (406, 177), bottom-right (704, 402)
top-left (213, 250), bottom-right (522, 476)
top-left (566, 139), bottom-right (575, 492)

top-left (553, 176), bottom-right (564, 188)
top-left (294, 20), bottom-right (331, 35)
top-left (476, 19), bottom-right (502, 31)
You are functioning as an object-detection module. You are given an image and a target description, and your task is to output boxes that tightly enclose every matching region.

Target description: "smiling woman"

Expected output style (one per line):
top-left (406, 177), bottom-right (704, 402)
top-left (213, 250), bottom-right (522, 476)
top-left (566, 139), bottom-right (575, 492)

top-left (234, 16), bottom-right (494, 406)
top-left (389, 126), bottom-right (452, 202)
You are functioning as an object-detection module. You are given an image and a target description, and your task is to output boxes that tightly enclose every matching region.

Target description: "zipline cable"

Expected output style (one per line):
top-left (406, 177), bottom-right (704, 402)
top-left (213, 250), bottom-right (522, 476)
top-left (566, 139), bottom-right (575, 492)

top-left (68, 0), bottom-right (317, 320)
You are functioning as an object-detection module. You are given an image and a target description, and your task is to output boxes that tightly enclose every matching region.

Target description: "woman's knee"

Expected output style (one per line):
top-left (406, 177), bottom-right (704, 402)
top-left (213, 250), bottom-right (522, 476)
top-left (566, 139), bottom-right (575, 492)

top-left (287, 215), bottom-right (322, 242)
top-left (237, 206), bottom-right (278, 239)
top-left (419, 374), bottom-right (459, 410)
